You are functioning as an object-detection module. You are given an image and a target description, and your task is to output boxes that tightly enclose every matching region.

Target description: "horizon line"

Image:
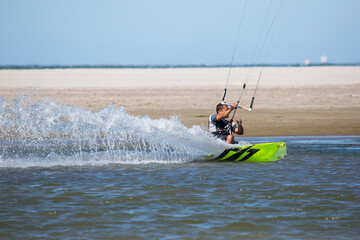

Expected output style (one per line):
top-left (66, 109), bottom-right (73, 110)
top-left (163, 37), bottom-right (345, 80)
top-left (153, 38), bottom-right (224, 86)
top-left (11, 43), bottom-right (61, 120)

top-left (0, 62), bottom-right (359, 70)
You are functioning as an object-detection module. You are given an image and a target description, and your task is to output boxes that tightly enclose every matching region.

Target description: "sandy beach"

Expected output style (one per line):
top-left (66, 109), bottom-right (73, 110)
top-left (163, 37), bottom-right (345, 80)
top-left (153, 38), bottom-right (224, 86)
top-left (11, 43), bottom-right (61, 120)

top-left (1, 66), bottom-right (359, 136)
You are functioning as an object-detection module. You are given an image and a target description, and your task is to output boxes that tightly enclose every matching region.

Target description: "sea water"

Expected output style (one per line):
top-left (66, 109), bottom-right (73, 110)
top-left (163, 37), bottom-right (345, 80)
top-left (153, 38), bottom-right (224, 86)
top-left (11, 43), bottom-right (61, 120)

top-left (1, 94), bottom-right (359, 239)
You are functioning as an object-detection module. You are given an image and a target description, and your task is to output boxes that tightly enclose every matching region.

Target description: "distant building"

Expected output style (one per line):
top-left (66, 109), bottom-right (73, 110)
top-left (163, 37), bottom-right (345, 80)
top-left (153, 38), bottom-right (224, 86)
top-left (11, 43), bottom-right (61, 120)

top-left (303, 58), bottom-right (310, 66)
top-left (320, 56), bottom-right (328, 64)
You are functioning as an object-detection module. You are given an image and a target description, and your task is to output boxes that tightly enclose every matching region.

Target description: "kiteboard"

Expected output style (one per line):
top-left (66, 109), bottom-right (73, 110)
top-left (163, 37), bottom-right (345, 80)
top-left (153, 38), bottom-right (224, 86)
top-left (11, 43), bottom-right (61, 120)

top-left (205, 142), bottom-right (287, 162)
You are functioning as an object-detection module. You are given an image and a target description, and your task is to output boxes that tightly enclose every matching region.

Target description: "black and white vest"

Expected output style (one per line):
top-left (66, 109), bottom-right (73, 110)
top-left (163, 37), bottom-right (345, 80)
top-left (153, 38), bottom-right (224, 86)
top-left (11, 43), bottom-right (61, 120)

top-left (208, 114), bottom-right (236, 136)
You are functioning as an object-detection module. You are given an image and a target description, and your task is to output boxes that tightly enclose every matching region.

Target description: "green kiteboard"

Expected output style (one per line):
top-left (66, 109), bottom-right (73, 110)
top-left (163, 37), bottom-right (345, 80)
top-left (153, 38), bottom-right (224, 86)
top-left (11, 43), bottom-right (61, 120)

top-left (206, 142), bottom-right (287, 162)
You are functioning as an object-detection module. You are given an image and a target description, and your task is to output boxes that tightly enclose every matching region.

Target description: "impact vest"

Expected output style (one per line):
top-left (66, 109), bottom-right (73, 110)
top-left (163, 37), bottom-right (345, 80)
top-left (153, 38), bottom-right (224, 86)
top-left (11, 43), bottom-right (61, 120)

top-left (208, 114), bottom-right (236, 137)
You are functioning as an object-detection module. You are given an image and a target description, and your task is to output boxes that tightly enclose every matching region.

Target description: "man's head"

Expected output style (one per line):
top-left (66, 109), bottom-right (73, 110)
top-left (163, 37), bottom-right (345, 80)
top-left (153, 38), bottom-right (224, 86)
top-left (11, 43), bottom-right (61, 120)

top-left (216, 103), bottom-right (228, 114)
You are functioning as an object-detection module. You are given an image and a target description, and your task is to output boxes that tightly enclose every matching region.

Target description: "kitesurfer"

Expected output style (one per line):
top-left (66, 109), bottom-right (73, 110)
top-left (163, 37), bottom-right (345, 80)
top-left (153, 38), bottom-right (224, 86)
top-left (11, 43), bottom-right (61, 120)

top-left (208, 103), bottom-right (244, 144)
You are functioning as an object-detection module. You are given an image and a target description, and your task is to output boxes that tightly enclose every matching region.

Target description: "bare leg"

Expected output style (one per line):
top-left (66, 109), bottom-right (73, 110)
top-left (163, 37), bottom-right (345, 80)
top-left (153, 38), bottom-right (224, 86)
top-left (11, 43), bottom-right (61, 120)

top-left (226, 135), bottom-right (234, 144)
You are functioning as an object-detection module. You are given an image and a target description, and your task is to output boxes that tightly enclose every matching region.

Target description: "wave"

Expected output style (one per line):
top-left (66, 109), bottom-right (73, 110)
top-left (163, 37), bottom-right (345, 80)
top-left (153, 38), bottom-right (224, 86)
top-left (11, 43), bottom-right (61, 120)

top-left (0, 93), bottom-right (235, 168)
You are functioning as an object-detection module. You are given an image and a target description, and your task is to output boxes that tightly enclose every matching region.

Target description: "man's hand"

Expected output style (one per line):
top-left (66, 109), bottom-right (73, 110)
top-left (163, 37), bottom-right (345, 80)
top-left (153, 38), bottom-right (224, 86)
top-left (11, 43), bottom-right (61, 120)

top-left (236, 118), bottom-right (242, 126)
top-left (235, 118), bottom-right (244, 135)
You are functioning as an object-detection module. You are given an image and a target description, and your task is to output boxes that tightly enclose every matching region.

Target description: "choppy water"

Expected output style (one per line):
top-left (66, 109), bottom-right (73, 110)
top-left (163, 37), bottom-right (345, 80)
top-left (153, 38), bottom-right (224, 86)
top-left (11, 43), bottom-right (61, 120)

top-left (1, 94), bottom-right (360, 239)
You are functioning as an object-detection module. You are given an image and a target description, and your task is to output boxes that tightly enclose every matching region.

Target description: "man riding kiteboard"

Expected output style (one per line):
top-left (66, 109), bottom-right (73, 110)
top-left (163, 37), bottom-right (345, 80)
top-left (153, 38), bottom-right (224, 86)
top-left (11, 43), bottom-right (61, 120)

top-left (208, 103), bottom-right (244, 144)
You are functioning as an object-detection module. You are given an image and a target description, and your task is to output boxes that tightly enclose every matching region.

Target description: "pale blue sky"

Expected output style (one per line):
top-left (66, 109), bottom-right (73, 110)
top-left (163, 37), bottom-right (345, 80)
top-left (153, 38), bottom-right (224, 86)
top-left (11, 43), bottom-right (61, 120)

top-left (0, 0), bottom-right (359, 65)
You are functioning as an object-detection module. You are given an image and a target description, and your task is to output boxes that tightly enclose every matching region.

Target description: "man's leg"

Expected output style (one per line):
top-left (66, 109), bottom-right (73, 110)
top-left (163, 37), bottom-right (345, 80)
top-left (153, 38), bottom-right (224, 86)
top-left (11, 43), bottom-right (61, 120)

top-left (226, 135), bottom-right (234, 144)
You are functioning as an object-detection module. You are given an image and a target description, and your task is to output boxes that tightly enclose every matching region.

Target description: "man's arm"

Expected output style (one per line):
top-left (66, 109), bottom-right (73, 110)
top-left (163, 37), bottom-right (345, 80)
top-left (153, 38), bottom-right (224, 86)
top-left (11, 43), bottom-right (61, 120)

top-left (215, 104), bottom-right (236, 121)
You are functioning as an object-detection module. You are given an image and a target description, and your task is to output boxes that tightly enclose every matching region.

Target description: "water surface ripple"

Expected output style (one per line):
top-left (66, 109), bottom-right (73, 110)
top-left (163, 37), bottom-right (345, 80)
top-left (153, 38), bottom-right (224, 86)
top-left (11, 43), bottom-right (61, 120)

top-left (1, 136), bottom-right (359, 239)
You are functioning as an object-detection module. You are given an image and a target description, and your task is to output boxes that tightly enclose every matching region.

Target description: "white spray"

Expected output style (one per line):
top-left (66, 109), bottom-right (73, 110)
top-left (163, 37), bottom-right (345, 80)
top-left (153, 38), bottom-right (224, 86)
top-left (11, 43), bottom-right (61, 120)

top-left (0, 93), bottom-right (233, 167)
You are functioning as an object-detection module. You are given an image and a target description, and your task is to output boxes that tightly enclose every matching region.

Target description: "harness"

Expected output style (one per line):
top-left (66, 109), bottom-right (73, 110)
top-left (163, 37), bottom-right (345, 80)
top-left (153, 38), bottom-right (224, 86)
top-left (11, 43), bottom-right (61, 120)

top-left (208, 114), bottom-right (233, 137)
